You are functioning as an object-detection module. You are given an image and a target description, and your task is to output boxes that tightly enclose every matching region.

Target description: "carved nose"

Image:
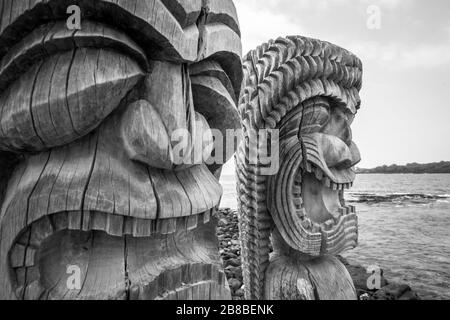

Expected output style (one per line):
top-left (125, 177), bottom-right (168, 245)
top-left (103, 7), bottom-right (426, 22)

top-left (319, 134), bottom-right (360, 169)
top-left (349, 141), bottom-right (361, 167)
top-left (321, 108), bottom-right (353, 146)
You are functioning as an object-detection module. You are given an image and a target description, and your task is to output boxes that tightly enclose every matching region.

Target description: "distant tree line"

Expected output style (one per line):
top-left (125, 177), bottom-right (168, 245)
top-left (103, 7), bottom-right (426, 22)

top-left (356, 161), bottom-right (450, 174)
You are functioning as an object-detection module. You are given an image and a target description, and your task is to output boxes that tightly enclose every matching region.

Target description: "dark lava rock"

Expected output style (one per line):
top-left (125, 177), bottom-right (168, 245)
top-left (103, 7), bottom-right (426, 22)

top-left (223, 252), bottom-right (238, 260)
top-left (398, 290), bottom-right (420, 300)
top-left (224, 258), bottom-right (241, 268)
top-left (235, 288), bottom-right (245, 297)
top-left (372, 283), bottom-right (416, 300)
top-left (217, 208), bottom-right (421, 300)
top-left (228, 278), bottom-right (242, 293)
top-left (342, 261), bottom-right (388, 295)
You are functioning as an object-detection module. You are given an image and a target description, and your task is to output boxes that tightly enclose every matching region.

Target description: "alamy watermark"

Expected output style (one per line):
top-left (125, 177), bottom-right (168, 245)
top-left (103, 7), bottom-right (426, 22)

top-left (66, 265), bottom-right (82, 290)
top-left (169, 124), bottom-right (280, 175)
top-left (366, 5), bottom-right (381, 30)
top-left (66, 5), bottom-right (81, 30)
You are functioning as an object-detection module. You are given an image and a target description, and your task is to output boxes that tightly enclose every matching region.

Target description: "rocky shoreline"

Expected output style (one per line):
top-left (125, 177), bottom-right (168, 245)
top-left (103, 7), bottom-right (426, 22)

top-left (217, 208), bottom-right (420, 300)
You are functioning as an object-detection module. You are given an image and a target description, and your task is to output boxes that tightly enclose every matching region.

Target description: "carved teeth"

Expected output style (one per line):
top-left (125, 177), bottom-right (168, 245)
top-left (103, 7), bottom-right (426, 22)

top-left (323, 219), bottom-right (335, 230)
top-left (323, 177), bottom-right (332, 188)
top-left (293, 197), bottom-right (302, 208)
top-left (292, 185), bottom-right (302, 196)
top-left (314, 167), bottom-right (323, 180)
top-left (311, 223), bottom-right (321, 233)
top-left (301, 218), bottom-right (313, 230)
top-left (307, 165), bottom-right (355, 192)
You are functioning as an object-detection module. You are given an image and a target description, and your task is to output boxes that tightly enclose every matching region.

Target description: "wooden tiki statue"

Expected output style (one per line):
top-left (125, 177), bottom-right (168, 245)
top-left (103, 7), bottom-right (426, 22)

top-left (0, 0), bottom-right (242, 300)
top-left (237, 36), bottom-right (363, 300)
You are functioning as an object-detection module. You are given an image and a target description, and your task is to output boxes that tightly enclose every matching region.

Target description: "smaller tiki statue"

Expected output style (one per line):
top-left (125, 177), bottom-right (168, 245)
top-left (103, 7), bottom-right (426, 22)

top-left (237, 36), bottom-right (363, 300)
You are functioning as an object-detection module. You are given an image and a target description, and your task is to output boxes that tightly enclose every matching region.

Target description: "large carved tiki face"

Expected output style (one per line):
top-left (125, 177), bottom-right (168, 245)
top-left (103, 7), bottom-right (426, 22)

top-left (237, 36), bottom-right (362, 299)
top-left (0, 0), bottom-right (242, 299)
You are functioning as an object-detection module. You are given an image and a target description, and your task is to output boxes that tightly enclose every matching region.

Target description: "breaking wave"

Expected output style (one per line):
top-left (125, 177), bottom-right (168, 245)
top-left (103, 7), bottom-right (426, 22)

top-left (347, 192), bottom-right (450, 204)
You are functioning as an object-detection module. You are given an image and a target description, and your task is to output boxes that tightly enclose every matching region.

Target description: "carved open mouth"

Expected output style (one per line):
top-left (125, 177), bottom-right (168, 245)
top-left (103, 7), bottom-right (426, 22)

top-left (296, 165), bottom-right (356, 231)
top-left (294, 127), bottom-right (360, 255)
top-left (268, 97), bottom-right (360, 257)
top-left (8, 209), bottom-right (227, 300)
top-left (3, 119), bottom-right (225, 299)
top-left (284, 144), bottom-right (359, 254)
top-left (295, 96), bottom-right (360, 244)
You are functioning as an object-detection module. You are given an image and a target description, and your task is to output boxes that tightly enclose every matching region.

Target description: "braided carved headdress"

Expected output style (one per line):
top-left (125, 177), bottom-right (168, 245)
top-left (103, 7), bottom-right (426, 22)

top-left (236, 36), bottom-right (363, 299)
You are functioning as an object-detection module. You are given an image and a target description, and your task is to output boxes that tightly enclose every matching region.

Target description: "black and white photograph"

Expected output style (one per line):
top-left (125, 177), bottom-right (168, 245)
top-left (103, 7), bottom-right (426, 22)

top-left (0, 0), bottom-right (448, 309)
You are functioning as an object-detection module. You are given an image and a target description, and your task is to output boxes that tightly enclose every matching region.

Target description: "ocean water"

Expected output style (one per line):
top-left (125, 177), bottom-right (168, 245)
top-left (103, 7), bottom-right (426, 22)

top-left (219, 173), bottom-right (450, 299)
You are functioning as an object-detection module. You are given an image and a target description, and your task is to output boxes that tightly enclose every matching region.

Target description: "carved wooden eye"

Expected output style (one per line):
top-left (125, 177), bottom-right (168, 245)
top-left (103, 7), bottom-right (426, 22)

top-left (321, 106), bottom-right (353, 146)
top-left (0, 21), bottom-right (146, 152)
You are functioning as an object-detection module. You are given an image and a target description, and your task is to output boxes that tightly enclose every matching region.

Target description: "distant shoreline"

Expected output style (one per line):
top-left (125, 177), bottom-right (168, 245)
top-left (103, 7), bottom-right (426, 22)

top-left (356, 161), bottom-right (450, 174)
top-left (357, 172), bottom-right (450, 174)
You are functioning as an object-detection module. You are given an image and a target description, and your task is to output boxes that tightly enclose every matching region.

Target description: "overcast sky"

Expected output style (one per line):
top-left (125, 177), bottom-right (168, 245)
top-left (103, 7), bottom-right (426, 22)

top-left (228, 0), bottom-right (450, 169)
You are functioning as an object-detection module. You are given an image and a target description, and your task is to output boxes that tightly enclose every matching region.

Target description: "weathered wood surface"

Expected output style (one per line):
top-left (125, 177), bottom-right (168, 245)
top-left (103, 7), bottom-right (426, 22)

top-left (0, 0), bottom-right (242, 94)
top-left (0, 46), bottom-right (143, 151)
top-left (236, 36), bottom-right (363, 300)
top-left (265, 254), bottom-right (356, 300)
top-left (0, 0), bottom-right (242, 300)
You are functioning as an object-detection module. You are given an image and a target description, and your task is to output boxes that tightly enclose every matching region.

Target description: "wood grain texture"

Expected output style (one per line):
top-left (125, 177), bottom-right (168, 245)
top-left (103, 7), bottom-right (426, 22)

top-left (0, 0), bottom-right (242, 68)
top-left (0, 21), bottom-right (148, 93)
top-left (191, 72), bottom-right (241, 173)
top-left (8, 218), bottom-right (229, 300)
top-left (264, 254), bottom-right (356, 300)
top-left (0, 112), bottom-right (226, 298)
top-left (0, 47), bottom-right (143, 152)
top-left (236, 36), bottom-right (362, 300)
top-left (121, 72), bottom-right (214, 170)
top-left (0, 0), bottom-right (243, 301)
top-left (0, 98), bottom-right (225, 299)
top-left (160, 0), bottom-right (202, 28)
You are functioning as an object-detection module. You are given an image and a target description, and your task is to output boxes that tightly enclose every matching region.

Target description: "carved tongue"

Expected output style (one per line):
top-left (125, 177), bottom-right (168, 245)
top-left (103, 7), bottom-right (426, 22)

top-left (302, 173), bottom-right (341, 224)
